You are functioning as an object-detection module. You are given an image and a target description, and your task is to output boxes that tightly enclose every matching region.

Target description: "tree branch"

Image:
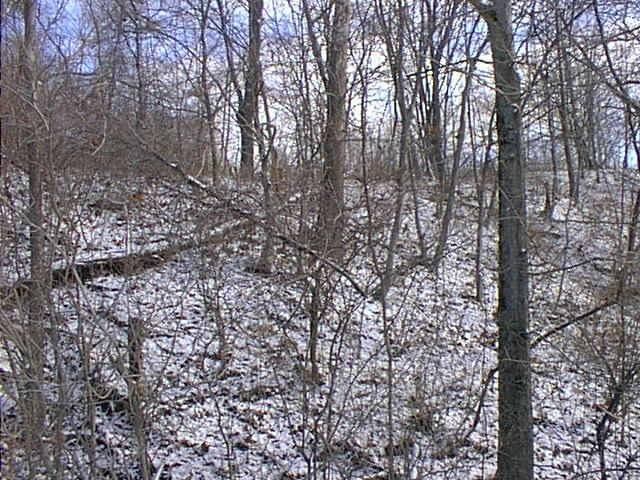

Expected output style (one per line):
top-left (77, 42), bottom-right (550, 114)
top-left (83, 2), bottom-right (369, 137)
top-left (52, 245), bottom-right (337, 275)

top-left (531, 299), bottom-right (617, 350)
top-left (128, 126), bottom-right (369, 299)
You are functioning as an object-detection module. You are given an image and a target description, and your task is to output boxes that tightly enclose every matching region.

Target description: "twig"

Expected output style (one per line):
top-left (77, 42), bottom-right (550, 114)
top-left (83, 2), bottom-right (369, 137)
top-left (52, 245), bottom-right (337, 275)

top-left (529, 257), bottom-right (611, 276)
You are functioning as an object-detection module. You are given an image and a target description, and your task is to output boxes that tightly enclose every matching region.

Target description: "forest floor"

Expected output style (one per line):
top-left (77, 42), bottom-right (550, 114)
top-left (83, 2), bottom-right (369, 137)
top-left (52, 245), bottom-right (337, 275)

top-left (1, 168), bottom-right (639, 479)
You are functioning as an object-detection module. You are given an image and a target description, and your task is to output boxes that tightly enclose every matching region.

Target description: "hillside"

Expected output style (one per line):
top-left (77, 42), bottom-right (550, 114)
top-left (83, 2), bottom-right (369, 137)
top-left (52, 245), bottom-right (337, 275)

top-left (1, 169), bottom-right (638, 479)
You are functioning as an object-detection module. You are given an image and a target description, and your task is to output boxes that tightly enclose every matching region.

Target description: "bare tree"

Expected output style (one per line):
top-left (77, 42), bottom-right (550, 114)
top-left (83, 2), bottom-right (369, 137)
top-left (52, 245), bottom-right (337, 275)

top-left (412, 0), bottom-right (462, 186)
top-left (195, 0), bottom-right (222, 182)
top-left (469, 1), bottom-right (533, 478)
top-left (237, 0), bottom-right (264, 180)
top-left (18, 1), bottom-right (50, 477)
top-left (303, 0), bottom-right (351, 257)
top-left (430, 15), bottom-right (485, 271)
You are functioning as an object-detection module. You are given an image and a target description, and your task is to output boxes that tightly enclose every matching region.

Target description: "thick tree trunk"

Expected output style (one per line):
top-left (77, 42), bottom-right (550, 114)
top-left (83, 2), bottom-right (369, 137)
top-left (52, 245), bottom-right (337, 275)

top-left (471, 1), bottom-right (534, 478)
top-left (319, 0), bottom-right (350, 258)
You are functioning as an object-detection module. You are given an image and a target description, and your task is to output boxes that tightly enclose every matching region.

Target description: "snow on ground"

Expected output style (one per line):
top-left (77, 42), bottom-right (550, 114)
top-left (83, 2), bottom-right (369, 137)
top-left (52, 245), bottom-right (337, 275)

top-left (1, 169), bottom-right (639, 479)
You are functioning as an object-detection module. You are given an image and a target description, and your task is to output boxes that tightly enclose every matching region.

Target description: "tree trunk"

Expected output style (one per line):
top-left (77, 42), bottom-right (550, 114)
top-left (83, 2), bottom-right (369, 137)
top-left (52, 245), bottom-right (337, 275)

top-left (544, 73), bottom-right (559, 220)
top-left (128, 316), bottom-right (150, 480)
top-left (20, 1), bottom-right (49, 477)
top-left (431, 35), bottom-right (481, 271)
top-left (425, 1), bottom-right (450, 187)
top-left (319, 0), bottom-right (350, 258)
top-left (198, 0), bottom-right (219, 183)
top-left (254, 97), bottom-right (275, 275)
top-left (132, 13), bottom-right (146, 132)
top-left (473, 107), bottom-right (495, 301)
top-left (238, 0), bottom-right (264, 181)
top-left (557, 36), bottom-right (579, 203)
top-left (471, 1), bottom-right (534, 478)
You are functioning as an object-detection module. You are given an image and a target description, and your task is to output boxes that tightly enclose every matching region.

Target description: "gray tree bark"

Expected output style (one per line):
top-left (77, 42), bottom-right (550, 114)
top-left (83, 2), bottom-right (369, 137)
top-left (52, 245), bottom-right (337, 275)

top-left (469, 1), bottom-right (533, 478)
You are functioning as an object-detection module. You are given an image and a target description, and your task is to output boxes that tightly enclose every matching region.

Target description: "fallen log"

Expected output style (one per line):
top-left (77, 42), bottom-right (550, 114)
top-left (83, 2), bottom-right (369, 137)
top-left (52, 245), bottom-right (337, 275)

top-left (1, 219), bottom-right (252, 309)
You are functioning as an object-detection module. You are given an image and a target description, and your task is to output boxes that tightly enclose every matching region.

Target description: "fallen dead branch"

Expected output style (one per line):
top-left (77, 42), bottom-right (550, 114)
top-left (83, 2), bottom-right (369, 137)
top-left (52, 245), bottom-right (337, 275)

top-left (1, 219), bottom-right (252, 309)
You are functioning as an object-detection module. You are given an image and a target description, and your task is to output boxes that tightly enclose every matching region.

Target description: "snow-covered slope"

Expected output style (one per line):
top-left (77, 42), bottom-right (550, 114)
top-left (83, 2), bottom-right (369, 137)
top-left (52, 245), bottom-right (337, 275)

top-left (1, 170), bottom-right (638, 479)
